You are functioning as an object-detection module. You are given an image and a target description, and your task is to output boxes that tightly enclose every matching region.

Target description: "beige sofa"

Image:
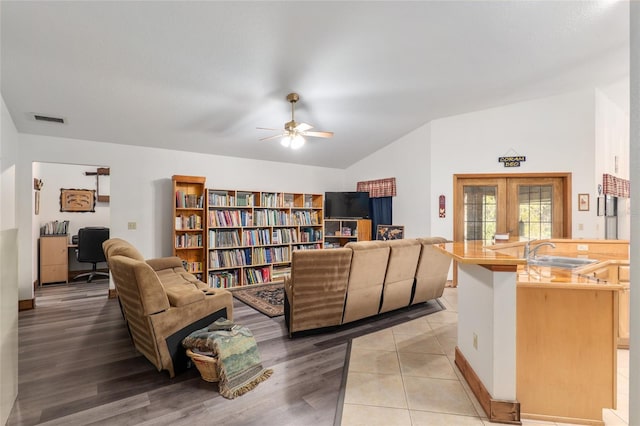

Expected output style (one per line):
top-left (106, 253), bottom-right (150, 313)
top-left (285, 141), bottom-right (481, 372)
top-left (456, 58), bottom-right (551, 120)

top-left (284, 237), bottom-right (451, 336)
top-left (103, 238), bottom-right (233, 377)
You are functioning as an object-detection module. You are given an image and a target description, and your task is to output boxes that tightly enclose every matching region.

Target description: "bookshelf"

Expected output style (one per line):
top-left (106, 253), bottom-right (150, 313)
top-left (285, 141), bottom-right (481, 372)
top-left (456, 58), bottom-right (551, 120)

top-left (323, 219), bottom-right (372, 248)
top-left (206, 189), bottom-right (324, 288)
top-left (172, 175), bottom-right (206, 280)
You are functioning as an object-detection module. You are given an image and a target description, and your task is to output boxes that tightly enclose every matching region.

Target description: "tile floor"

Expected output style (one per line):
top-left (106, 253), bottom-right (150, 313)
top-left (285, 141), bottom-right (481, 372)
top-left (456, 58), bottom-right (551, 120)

top-left (341, 287), bottom-right (630, 426)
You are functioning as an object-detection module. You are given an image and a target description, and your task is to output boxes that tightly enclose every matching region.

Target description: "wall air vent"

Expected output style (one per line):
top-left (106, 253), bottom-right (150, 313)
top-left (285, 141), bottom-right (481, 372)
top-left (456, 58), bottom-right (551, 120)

top-left (33, 114), bottom-right (65, 124)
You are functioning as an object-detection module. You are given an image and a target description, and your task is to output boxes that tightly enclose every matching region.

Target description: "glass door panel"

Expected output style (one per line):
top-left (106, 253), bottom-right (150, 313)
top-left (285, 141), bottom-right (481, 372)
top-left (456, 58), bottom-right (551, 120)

top-left (463, 186), bottom-right (497, 241)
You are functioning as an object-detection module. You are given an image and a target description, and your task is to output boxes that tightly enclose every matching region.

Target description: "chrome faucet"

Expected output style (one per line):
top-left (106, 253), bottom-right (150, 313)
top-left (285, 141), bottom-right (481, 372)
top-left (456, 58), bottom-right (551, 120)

top-left (523, 239), bottom-right (536, 259)
top-left (529, 241), bottom-right (556, 259)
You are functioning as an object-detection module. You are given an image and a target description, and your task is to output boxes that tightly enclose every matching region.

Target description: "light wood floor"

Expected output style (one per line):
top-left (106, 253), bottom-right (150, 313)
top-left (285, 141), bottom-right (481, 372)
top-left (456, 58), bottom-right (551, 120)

top-left (8, 280), bottom-right (442, 426)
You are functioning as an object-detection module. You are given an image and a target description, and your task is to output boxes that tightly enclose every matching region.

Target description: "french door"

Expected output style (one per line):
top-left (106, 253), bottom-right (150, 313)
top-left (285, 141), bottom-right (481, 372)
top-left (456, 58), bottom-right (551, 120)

top-left (452, 173), bottom-right (571, 284)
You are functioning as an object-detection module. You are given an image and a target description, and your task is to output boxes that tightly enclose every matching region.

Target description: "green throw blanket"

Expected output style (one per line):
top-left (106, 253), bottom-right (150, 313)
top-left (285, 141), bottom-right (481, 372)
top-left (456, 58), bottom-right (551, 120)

top-left (182, 318), bottom-right (273, 399)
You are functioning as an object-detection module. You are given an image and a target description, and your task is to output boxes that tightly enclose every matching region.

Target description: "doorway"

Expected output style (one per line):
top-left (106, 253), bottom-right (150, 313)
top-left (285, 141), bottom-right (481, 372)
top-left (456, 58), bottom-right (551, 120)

top-left (32, 161), bottom-right (111, 298)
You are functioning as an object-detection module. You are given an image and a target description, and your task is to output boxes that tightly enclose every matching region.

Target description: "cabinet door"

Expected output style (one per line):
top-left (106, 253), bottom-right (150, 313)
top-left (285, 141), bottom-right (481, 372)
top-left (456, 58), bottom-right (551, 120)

top-left (40, 236), bottom-right (68, 283)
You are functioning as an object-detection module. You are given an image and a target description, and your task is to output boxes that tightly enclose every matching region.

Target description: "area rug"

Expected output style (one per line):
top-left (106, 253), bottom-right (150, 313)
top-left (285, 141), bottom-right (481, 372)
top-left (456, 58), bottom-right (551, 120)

top-left (182, 318), bottom-right (273, 399)
top-left (232, 282), bottom-right (284, 317)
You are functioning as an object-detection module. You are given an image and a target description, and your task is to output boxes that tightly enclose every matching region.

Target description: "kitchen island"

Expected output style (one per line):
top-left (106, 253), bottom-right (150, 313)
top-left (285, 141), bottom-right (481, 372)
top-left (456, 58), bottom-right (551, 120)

top-left (437, 239), bottom-right (627, 425)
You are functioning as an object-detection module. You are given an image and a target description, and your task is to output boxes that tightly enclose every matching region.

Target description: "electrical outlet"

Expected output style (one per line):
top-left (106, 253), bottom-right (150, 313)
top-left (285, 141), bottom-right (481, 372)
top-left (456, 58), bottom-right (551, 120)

top-left (128, 222), bottom-right (137, 230)
top-left (577, 244), bottom-right (589, 251)
top-left (473, 333), bottom-right (478, 350)
top-left (578, 223), bottom-right (584, 231)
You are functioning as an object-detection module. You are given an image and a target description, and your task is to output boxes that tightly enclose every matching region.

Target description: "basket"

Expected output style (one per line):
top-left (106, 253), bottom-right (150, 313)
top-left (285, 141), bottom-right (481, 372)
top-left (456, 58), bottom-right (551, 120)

top-left (186, 348), bottom-right (219, 382)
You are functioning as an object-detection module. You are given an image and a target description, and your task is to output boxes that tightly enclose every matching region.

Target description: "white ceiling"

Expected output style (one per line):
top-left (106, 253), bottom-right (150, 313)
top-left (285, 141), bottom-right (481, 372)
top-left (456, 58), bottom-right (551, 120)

top-left (0, 1), bottom-right (630, 169)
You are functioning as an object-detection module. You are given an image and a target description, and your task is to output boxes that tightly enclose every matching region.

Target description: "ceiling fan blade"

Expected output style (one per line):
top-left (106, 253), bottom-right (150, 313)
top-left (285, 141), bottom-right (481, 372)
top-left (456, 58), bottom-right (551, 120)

top-left (294, 122), bottom-right (313, 132)
top-left (259, 133), bottom-right (285, 141)
top-left (256, 127), bottom-right (281, 131)
top-left (302, 131), bottom-right (334, 138)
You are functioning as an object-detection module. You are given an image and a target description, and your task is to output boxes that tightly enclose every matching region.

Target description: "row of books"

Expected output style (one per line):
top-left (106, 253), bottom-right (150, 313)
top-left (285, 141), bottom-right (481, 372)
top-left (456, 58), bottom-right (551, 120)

top-left (293, 243), bottom-right (323, 250)
top-left (175, 214), bottom-right (202, 230)
top-left (209, 271), bottom-right (238, 288)
top-left (291, 211), bottom-right (320, 226)
top-left (209, 248), bottom-right (252, 268)
top-left (176, 191), bottom-right (204, 209)
top-left (252, 246), bottom-right (290, 264)
top-left (242, 228), bottom-right (271, 246)
top-left (272, 228), bottom-right (298, 244)
top-left (175, 233), bottom-right (203, 249)
top-left (208, 229), bottom-right (241, 248)
top-left (272, 266), bottom-right (291, 281)
top-left (244, 267), bottom-right (271, 285)
top-left (209, 191), bottom-right (259, 207)
top-left (182, 261), bottom-right (203, 273)
top-left (254, 209), bottom-right (291, 226)
top-left (40, 220), bottom-right (69, 236)
top-left (208, 210), bottom-right (253, 227)
top-left (300, 228), bottom-right (323, 242)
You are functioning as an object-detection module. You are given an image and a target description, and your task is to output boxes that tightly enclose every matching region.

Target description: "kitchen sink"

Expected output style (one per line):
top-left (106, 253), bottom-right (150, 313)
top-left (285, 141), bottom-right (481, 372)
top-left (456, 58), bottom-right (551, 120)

top-left (527, 255), bottom-right (598, 269)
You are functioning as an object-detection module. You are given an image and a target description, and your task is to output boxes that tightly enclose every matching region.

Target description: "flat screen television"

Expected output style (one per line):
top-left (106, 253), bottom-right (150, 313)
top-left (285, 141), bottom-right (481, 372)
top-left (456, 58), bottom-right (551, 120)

top-left (324, 192), bottom-right (370, 219)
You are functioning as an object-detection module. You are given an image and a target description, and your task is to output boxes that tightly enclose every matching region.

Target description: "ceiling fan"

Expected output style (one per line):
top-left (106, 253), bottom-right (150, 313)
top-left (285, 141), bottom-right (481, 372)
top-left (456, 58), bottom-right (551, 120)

top-left (257, 93), bottom-right (334, 149)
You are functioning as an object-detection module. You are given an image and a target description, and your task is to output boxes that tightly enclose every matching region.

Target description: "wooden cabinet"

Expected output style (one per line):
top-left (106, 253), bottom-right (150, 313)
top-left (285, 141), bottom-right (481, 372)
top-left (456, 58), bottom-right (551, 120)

top-left (172, 175), bottom-right (206, 280)
top-left (323, 219), bottom-right (371, 248)
top-left (207, 189), bottom-right (324, 288)
top-left (39, 235), bottom-right (69, 285)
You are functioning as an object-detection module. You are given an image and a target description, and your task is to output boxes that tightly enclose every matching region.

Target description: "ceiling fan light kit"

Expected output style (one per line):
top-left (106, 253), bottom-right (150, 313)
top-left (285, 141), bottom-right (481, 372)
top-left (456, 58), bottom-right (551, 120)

top-left (258, 93), bottom-right (333, 149)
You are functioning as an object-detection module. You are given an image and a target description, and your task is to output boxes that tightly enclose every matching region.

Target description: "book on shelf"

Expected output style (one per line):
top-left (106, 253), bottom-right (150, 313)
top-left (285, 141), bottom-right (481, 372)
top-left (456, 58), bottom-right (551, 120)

top-left (209, 270), bottom-right (238, 288)
top-left (175, 190), bottom-right (203, 208)
top-left (40, 220), bottom-right (69, 236)
top-left (175, 233), bottom-right (203, 248)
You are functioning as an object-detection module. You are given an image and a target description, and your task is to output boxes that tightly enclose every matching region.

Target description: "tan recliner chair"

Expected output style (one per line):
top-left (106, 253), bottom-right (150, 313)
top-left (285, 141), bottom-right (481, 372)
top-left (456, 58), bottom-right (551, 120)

top-left (284, 248), bottom-right (352, 336)
top-left (412, 237), bottom-right (451, 305)
top-left (379, 239), bottom-right (422, 313)
top-left (342, 241), bottom-right (390, 323)
top-left (103, 238), bottom-right (233, 377)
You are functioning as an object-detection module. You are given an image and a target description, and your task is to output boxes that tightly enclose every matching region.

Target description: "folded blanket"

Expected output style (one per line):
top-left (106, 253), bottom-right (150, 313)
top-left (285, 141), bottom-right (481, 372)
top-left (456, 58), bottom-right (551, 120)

top-left (183, 318), bottom-right (273, 399)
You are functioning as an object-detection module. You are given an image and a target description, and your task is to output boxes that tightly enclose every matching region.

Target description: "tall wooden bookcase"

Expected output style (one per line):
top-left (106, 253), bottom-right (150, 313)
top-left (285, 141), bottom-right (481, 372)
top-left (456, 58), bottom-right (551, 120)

top-left (172, 175), bottom-right (206, 279)
top-left (206, 189), bottom-right (324, 288)
top-left (323, 219), bottom-right (372, 248)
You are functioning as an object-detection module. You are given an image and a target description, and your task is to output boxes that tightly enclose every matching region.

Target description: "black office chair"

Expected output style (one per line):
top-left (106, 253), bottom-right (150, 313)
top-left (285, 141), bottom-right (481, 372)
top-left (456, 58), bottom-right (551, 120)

top-left (74, 227), bottom-right (110, 283)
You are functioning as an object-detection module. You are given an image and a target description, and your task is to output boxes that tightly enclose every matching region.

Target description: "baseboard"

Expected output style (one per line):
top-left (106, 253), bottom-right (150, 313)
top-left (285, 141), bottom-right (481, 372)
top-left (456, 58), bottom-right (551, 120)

top-left (454, 346), bottom-right (521, 425)
top-left (108, 288), bottom-right (118, 299)
top-left (19, 298), bottom-right (35, 311)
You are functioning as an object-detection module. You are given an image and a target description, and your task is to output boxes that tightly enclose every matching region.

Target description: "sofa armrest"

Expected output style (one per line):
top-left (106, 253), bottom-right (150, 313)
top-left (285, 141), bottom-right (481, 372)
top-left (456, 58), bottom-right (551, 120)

top-left (146, 256), bottom-right (185, 271)
top-left (284, 275), bottom-right (293, 300)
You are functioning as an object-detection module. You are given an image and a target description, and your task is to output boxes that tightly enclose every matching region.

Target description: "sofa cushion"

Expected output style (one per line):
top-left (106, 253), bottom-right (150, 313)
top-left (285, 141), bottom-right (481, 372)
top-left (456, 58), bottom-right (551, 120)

top-left (412, 237), bottom-right (451, 305)
top-left (286, 248), bottom-right (352, 335)
top-left (164, 284), bottom-right (205, 307)
top-left (342, 241), bottom-right (390, 323)
top-left (379, 239), bottom-right (421, 313)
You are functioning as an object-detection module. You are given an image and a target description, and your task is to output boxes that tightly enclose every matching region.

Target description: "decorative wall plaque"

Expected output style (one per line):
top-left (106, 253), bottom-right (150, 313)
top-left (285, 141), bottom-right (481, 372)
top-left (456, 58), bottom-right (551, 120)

top-left (60, 188), bottom-right (96, 212)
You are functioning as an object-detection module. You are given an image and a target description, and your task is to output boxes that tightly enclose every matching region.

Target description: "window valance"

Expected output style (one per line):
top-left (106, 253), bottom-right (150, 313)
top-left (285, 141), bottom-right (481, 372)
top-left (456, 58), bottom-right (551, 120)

top-left (356, 178), bottom-right (396, 198)
top-left (603, 173), bottom-right (630, 198)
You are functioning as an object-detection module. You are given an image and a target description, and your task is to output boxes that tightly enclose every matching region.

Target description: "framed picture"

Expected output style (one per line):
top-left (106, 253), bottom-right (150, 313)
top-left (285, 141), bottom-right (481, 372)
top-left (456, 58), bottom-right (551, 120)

top-left (578, 193), bottom-right (589, 212)
top-left (377, 225), bottom-right (404, 241)
top-left (60, 188), bottom-right (96, 212)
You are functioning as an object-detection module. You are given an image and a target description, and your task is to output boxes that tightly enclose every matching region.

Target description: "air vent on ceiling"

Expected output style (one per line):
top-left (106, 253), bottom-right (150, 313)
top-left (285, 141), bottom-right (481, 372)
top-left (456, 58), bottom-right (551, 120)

top-left (33, 114), bottom-right (65, 124)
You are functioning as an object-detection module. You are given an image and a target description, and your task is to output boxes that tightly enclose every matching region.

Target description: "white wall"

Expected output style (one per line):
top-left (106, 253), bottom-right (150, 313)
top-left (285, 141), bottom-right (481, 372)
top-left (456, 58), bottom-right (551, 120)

top-left (595, 85), bottom-right (630, 240)
top-left (345, 89), bottom-right (600, 242)
top-left (430, 89), bottom-right (598, 240)
top-left (345, 123), bottom-right (432, 238)
top-left (16, 134), bottom-right (346, 301)
top-left (0, 94), bottom-right (19, 425)
top-left (33, 162), bottom-right (111, 273)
